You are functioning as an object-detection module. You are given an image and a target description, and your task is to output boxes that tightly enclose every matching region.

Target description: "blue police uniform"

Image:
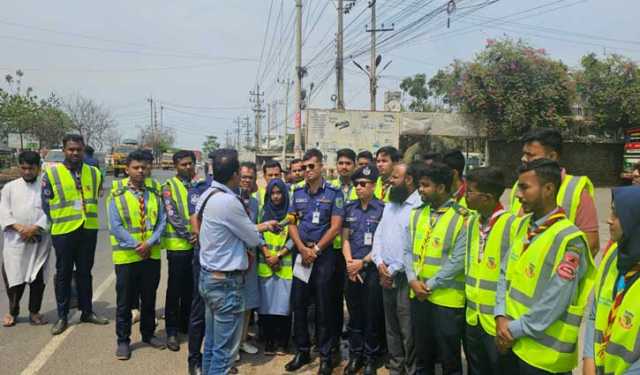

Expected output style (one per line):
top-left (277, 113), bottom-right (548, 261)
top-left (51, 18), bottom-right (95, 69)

top-left (288, 179), bottom-right (344, 362)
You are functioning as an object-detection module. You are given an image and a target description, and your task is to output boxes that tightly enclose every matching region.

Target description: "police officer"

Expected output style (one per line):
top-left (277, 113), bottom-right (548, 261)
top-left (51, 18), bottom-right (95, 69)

top-left (405, 162), bottom-right (470, 375)
top-left (342, 164), bottom-right (385, 375)
top-left (374, 146), bottom-right (400, 202)
top-left (109, 150), bottom-right (167, 360)
top-left (42, 134), bottom-right (108, 335)
top-left (495, 159), bottom-right (595, 374)
top-left (162, 150), bottom-right (198, 351)
top-left (285, 149), bottom-right (344, 375)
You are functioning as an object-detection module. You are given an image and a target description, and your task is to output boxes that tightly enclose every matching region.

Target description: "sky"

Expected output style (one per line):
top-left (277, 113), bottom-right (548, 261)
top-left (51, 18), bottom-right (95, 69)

top-left (2, 0), bottom-right (639, 150)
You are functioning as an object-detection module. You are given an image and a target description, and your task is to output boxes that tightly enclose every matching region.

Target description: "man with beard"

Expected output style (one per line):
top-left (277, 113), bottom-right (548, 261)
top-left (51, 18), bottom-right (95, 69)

top-left (374, 146), bottom-right (401, 202)
top-left (371, 162), bottom-right (422, 375)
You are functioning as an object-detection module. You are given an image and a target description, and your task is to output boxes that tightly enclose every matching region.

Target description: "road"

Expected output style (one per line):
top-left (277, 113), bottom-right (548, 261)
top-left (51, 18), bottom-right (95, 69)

top-left (0, 171), bottom-right (613, 375)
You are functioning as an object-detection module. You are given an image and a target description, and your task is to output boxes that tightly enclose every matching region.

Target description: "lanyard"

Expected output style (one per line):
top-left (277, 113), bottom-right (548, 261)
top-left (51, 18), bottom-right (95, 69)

top-left (416, 206), bottom-right (449, 273)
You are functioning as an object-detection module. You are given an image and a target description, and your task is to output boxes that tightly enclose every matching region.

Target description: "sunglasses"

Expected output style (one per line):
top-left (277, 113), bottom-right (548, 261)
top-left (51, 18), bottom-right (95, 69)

top-left (301, 163), bottom-right (316, 171)
top-left (354, 181), bottom-right (372, 187)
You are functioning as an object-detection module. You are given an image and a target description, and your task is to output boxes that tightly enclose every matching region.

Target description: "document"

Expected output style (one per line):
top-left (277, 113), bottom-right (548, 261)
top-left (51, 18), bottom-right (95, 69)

top-left (293, 255), bottom-right (313, 283)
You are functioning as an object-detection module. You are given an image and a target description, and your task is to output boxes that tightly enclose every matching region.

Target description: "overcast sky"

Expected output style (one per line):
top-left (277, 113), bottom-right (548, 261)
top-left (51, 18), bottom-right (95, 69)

top-left (2, 0), bottom-right (639, 150)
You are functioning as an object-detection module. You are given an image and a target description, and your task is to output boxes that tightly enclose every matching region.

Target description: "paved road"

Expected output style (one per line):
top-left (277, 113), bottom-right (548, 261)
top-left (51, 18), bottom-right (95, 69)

top-left (0, 173), bottom-right (613, 374)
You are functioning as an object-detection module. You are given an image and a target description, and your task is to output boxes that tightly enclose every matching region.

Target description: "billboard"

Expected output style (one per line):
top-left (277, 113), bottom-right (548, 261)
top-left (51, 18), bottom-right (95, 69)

top-left (7, 133), bottom-right (39, 149)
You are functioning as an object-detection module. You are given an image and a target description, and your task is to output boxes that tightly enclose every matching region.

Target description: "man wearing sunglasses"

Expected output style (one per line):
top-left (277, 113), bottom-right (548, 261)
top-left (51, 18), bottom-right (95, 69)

top-left (285, 149), bottom-right (345, 375)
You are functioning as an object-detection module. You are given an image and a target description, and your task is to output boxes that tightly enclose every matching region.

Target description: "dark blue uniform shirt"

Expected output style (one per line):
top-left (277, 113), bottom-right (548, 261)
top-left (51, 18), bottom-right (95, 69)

top-left (343, 198), bottom-right (384, 259)
top-left (188, 176), bottom-right (213, 216)
top-left (288, 179), bottom-right (344, 245)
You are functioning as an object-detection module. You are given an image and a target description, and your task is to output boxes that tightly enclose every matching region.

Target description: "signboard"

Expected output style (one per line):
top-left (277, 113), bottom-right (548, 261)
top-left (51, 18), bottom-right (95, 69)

top-left (7, 133), bottom-right (39, 149)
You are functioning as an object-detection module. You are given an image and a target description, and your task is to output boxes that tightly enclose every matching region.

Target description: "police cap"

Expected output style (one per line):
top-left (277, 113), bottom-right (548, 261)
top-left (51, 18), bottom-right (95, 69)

top-left (351, 163), bottom-right (379, 183)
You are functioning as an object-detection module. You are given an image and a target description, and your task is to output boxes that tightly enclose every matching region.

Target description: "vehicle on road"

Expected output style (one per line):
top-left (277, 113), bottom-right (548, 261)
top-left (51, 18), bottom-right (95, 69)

top-left (111, 140), bottom-right (139, 177)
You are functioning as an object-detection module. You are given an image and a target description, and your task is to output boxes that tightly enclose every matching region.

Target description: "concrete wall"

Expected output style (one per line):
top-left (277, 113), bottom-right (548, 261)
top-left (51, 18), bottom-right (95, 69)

top-left (488, 140), bottom-right (625, 187)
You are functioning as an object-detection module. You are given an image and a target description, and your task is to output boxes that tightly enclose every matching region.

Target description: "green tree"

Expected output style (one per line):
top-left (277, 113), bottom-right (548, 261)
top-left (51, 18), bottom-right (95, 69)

top-left (575, 53), bottom-right (640, 134)
top-left (202, 135), bottom-right (220, 156)
top-left (400, 73), bottom-right (434, 112)
top-left (429, 38), bottom-right (573, 138)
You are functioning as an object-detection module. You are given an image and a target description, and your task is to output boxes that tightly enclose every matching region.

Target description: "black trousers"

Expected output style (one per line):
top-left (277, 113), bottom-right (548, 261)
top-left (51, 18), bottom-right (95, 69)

top-left (411, 299), bottom-right (464, 375)
top-left (165, 249), bottom-right (194, 336)
top-left (292, 249), bottom-right (337, 360)
top-left (51, 227), bottom-right (98, 319)
top-left (2, 264), bottom-right (46, 316)
top-left (260, 314), bottom-right (291, 347)
top-left (501, 350), bottom-right (571, 375)
top-left (345, 264), bottom-right (384, 360)
top-left (333, 251), bottom-right (346, 343)
top-left (188, 248), bottom-right (205, 368)
top-left (115, 259), bottom-right (161, 344)
top-left (466, 323), bottom-right (510, 375)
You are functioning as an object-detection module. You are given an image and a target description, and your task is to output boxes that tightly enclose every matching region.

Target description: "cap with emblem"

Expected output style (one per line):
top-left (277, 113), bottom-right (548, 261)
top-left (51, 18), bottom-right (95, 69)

top-left (351, 163), bottom-right (379, 182)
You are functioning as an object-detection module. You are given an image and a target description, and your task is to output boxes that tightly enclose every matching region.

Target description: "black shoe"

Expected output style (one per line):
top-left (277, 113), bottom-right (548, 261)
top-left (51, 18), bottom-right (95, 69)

top-left (188, 364), bottom-right (202, 375)
top-left (115, 342), bottom-right (131, 360)
top-left (285, 351), bottom-right (311, 372)
top-left (344, 357), bottom-right (364, 375)
top-left (166, 335), bottom-right (180, 352)
top-left (51, 319), bottom-right (68, 335)
top-left (318, 359), bottom-right (334, 375)
top-left (142, 336), bottom-right (166, 350)
top-left (264, 341), bottom-right (276, 356)
top-left (80, 312), bottom-right (109, 325)
top-left (363, 360), bottom-right (377, 375)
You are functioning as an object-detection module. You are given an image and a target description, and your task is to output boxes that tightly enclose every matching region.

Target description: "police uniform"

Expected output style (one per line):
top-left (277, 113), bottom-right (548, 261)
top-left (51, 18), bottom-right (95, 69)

top-left (288, 179), bottom-right (344, 363)
top-left (343, 166), bottom-right (385, 367)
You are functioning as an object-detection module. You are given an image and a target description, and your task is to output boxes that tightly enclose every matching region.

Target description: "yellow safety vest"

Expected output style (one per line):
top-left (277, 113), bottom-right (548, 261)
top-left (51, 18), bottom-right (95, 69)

top-left (465, 211), bottom-right (522, 336)
top-left (162, 177), bottom-right (193, 251)
top-left (593, 243), bottom-right (640, 375)
top-left (109, 185), bottom-right (162, 265)
top-left (505, 216), bottom-right (595, 373)
top-left (374, 177), bottom-right (390, 203)
top-left (330, 178), bottom-right (357, 249)
top-left (509, 174), bottom-right (594, 223)
top-left (409, 202), bottom-right (468, 308)
top-left (45, 163), bottom-right (101, 235)
top-left (111, 177), bottom-right (161, 193)
top-left (257, 227), bottom-right (293, 280)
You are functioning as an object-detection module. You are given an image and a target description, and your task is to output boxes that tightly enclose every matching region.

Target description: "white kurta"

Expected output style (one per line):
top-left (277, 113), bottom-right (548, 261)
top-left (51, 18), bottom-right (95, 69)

top-left (0, 177), bottom-right (52, 287)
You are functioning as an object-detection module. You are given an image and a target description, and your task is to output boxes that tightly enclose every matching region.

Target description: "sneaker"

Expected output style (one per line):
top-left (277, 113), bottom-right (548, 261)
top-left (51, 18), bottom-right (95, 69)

top-left (115, 342), bottom-right (131, 360)
top-left (240, 341), bottom-right (259, 354)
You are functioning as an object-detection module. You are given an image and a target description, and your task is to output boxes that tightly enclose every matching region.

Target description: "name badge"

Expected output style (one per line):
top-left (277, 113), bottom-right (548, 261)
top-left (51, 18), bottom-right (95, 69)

top-left (364, 232), bottom-right (373, 246)
top-left (312, 210), bottom-right (320, 224)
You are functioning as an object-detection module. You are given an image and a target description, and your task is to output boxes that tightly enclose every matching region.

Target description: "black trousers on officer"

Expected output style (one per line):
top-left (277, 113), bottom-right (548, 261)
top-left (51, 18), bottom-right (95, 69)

top-left (345, 263), bottom-right (384, 360)
top-left (466, 323), bottom-right (511, 375)
top-left (165, 249), bottom-right (194, 337)
top-left (188, 248), bottom-right (205, 368)
top-left (333, 251), bottom-right (346, 343)
top-left (292, 249), bottom-right (337, 361)
top-left (411, 299), bottom-right (464, 375)
top-left (51, 227), bottom-right (98, 320)
top-left (501, 350), bottom-right (571, 375)
top-left (115, 259), bottom-right (161, 344)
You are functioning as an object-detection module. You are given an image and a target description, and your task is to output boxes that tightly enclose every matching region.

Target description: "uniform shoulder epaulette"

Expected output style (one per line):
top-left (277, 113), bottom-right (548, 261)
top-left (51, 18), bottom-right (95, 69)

top-left (325, 182), bottom-right (340, 192)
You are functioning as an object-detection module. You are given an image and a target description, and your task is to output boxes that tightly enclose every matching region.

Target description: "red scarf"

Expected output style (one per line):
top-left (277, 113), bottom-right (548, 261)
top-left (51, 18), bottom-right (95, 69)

top-left (522, 207), bottom-right (567, 254)
top-left (478, 203), bottom-right (505, 261)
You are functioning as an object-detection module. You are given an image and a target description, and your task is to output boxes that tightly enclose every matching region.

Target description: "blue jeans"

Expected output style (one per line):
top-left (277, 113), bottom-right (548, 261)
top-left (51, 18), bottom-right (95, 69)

top-left (199, 270), bottom-right (245, 375)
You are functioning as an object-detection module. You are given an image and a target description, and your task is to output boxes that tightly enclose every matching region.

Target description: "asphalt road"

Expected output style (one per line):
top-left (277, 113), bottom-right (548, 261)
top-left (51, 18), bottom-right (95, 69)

top-left (0, 172), bottom-right (614, 375)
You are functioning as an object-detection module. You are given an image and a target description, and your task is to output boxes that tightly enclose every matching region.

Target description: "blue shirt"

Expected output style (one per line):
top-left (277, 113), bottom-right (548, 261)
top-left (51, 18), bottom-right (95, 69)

top-left (108, 187), bottom-right (167, 249)
top-left (198, 180), bottom-right (260, 271)
top-left (371, 190), bottom-right (422, 275)
top-left (288, 179), bottom-right (344, 244)
top-left (343, 198), bottom-right (384, 259)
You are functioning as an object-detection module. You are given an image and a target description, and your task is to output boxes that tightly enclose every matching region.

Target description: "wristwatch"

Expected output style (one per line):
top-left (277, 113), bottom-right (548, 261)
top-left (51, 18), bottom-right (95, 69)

top-left (313, 244), bottom-right (321, 253)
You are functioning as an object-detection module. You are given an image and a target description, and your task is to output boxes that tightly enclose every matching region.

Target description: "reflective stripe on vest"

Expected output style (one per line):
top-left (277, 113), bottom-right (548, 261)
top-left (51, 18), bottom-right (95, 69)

top-left (257, 227), bottom-right (292, 280)
top-left (465, 212), bottom-right (519, 335)
top-left (374, 177), bottom-right (390, 203)
top-left (46, 163), bottom-right (100, 235)
top-left (109, 189), bottom-right (162, 265)
top-left (505, 217), bottom-right (595, 373)
top-left (409, 204), bottom-right (466, 308)
top-left (162, 177), bottom-right (193, 251)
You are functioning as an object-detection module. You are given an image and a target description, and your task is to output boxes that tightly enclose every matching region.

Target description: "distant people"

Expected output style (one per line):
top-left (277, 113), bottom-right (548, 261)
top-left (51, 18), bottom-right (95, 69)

top-left (288, 158), bottom-right (304, 186)
top-left (632, 161), bottom-right (640, 185)
top-left (83, 145), bottom-right (99, 169)
top-left (375, 146), bottom-right (401, 202)
top-left (1, 151), bottom-right (51, 327)
top-left (357, 150), bottom-right (374, 168)
top-left (442, 149), bottom-right (467, 206)
top-left (423, 152), bottom-right (442, 166)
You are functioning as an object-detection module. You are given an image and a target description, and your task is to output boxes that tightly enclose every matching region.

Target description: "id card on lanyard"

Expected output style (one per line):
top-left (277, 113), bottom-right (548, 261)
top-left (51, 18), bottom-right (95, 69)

top-left (364, 219), bottom-right (373, 246)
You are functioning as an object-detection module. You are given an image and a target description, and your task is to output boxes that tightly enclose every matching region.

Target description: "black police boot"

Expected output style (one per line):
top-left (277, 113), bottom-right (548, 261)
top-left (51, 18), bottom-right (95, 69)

top-left (80, 312), bottom-right (109, 325)
top-left (285, 351), bottom-right (311, 372)
top-left (51, 319), bottom-right (68, 335)
top-left (344, 356), bottom-right (364, 375)
top-left (318, 359), bottom-right (334, 375)
top-left (166, 335), bottom-right (180, 351)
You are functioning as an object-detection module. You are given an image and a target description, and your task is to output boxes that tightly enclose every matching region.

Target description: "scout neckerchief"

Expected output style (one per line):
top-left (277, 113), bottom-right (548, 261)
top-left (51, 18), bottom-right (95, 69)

top-left (454, 180), bottom-right (466, 203)
top-left (478, 202), bottom-right (505, 262)
top-left (128, 181), bottom-right (147, 240)
top-left (522, 207), bottom-right (567, 254)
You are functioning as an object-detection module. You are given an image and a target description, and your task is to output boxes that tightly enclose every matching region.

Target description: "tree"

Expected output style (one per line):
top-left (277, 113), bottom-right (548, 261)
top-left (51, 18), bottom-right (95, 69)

top-left (575, 53), bottom-right (640, 134)
top-left (64, 95), bottom-right (116, 150)
top-left (202, 135), bottom-right (220, 157)
top-left (400, 73), bottom-right (434, 112)
top-left (429, 38), bottom-right (574, 138)
top-left (139, 126), bottom-right (175, 158)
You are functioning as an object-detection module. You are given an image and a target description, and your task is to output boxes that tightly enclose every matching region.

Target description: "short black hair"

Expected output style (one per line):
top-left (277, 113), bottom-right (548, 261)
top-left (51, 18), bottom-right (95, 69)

top-left (211, 149), bottom-right (240, 184)
top-left (303, 148), bottom-right (323, 163)
top-left (85, 145), bottom-right (95, 156)
top-left (357, 150), bottom-right (374, 162)
top-left (141, 149), bottom-right (154, 162)
top-left (522, 128), bottom-right (563, 156)
top-left (62, 134), bottom-right (84, 148)
top-left (18, 150), bottom-right (41, 166)
top-left (173, 150), bottom-right (196, 165)
top-left (126, 149), bottom-right (151, 166)
top-left (240, 161), bottom-right (257, 173)
top-left (442, 149), bottom-right (465, 177)
top-left (406, 161), bottom-right (428, 187)
top-left (466, 167), bottom-right (506, 201)
top-left (376, 146), bottom-right (400, 162)
top-left (263, 160), bottom-right (282, 174)
top-left (423, 151), bottom-right (442, 163)
top-left (417, 162), bottom-right (453, 192)
top-left (336, 148), bottom-right (356, 163)
top-left (517, 158), bottom-right (562, 193)
top-left (289, 158), bottom-right (302, 169)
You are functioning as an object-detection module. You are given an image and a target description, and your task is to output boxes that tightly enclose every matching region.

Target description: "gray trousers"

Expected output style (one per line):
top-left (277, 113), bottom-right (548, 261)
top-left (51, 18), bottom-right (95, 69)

top-left (382, 273), bottom-right (416, 375)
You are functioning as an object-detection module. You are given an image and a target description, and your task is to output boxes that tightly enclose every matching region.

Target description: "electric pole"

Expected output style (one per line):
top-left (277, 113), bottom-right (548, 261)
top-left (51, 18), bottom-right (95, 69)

top-left (244, 116), bottom-right (252, 148)
top-left (278, 79), bottom-right (293, 164)
top-left (366, 0), bottom-right (393, 111)
top-left (250, 84), bottom-right (265, 155)
top-left (234, 117), bottom-right (242, 150)
top-left (294, 0), bottom-right (303, 158)
top-left (336, 0), bottom-right (355, 111)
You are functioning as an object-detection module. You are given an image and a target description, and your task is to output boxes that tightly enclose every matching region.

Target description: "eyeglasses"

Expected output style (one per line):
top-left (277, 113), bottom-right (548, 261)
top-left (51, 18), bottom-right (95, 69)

top-left (301, 163), bottom-right (316, 171)
top-left (354, 181), bottom-right (371, 187)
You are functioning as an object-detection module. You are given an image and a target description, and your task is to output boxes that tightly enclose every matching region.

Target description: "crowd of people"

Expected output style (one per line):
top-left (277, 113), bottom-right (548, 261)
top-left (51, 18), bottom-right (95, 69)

top-left (2, 129), bottom-right (640, 375)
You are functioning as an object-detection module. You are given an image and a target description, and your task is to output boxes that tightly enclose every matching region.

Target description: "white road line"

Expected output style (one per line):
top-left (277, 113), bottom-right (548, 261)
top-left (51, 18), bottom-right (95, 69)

top-left (20, 272), bottom-right (116, 375)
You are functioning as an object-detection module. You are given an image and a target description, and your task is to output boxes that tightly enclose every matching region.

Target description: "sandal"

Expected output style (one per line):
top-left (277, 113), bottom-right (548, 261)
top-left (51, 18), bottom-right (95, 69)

top-left (29, 313), bottom-right (48, 326)
top-left (3, 314), bottom-right (16, 327)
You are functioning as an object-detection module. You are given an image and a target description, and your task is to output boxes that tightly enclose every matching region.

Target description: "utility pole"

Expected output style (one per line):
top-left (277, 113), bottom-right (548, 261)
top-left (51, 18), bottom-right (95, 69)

top-left (335, 0), bottom-right (355, 111)
top-left (267, 102), bottom-right (272, 150)
top-left (244, 116), bottom-right (252, 148)
top-left (160, 105), bottom-right (164, 130)
top-left (234, 117), bottom-right (242, 150)
top-left (294, 0), bottom-right (303, 158)
top-left (365, 0), bottom-right (393, 111)
top-left (278, 79), bottom-right (293, 164)
top-left (249, 84), bottom-right (265, 155)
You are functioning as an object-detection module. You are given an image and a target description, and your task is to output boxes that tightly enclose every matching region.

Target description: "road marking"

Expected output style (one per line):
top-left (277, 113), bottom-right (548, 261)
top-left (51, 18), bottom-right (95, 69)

top-left (21, 272), bottom-right (116, 375)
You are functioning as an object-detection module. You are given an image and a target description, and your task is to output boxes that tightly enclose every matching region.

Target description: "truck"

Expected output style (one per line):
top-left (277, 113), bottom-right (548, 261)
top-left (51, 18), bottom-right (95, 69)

top-left (111, 139), bottom-right (139, 177)
top-left (161, 152), bottom-right (173, 170)
top-left (622, 127), bottom-right (640, 182)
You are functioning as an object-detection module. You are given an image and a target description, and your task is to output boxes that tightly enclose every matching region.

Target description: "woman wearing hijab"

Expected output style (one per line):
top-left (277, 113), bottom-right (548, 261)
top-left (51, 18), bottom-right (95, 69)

top-left (583, 186), bottom-right (640, 375)
top-left (257, 178), bottom-right (294, 356)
